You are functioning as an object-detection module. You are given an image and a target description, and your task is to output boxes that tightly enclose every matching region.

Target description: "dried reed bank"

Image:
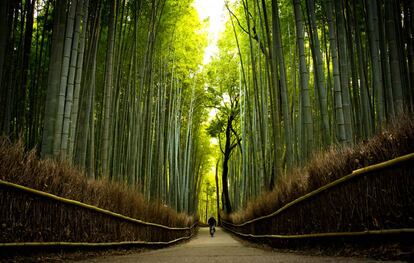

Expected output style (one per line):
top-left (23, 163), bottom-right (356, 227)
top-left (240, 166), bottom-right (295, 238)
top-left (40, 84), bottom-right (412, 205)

top-left (227, 116), bottom-right (414, 226)
top-left (0, 139), bottom-right (196, 243)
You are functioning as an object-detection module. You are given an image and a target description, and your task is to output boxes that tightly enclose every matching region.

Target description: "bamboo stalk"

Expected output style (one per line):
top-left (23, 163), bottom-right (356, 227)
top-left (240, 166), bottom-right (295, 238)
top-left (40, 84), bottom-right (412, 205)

top-left (0, 179), bottom-right (197, 231)
top-left (223, 152), bottom-right (414, 227)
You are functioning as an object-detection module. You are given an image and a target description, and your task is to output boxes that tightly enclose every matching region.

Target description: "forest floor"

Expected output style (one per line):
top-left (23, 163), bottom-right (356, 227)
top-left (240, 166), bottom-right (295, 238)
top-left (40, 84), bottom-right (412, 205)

top-left (73, 228), bottom-right (398, 263)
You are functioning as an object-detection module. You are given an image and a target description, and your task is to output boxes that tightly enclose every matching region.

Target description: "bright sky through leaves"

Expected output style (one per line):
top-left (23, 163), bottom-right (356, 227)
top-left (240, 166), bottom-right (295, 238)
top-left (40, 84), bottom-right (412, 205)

top-left (193, 0), bottom-right (227, 64)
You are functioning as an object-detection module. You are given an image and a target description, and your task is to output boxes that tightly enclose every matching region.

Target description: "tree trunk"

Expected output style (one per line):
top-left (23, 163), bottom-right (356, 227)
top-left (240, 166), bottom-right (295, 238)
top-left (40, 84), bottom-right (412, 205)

top-left (334, 0), bottom-right (353, 144)
top-left (75, 3), bottom-right (100, 169)
top-left (385, 0), bottom-right (404, 114)
top-left (101, 0), bottom-right (116, 177)
top-left (20, 0), bottom-right (35, 135)
top-left (0, 0), bottom-right (9, 86)
top-left (62, 0), bottom-right (84, 157)
top-left (306, 0), bottom-right (330, 147)
top-left (41, 0), bottom-right (68, 157)
top-left (271, 0), bottom-right (294, 167)
top-left (215, 158), bottom-right (221, 225)
top-left (54, 0), bottom-right (78, 157)
top-left (222, 114), bottom-right (234, 213)
top-left (325, 0), bottom-right (346, 143)
top-left (366, 0), bottom-right (385, 127)
top-left (68, 0), bottom-right (89, 159)
top-left (293, 0), bottom-right (313, 161)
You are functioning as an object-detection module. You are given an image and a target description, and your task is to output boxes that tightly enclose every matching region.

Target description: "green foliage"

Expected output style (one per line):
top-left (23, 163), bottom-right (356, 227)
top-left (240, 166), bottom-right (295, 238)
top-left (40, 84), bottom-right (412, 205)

top-left (1, 0), bottom-right (414, 220)
top-left (207, 117), bottom-right (225, 138)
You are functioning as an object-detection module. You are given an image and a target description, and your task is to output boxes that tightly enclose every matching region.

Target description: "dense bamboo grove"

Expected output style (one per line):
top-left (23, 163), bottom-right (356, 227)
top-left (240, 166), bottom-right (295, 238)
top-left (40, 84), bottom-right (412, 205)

top-left (0, 0), bottom-right (210, 215)
top-left (209, 0), bottom-right (414, 213)
top-left (0, 0), bottom-right (413, 219)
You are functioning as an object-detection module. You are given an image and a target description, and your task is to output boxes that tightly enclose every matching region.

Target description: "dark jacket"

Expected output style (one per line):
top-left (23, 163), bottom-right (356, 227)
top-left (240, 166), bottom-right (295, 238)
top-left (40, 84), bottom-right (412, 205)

top-left (208, 217), bottom-right (217, 227)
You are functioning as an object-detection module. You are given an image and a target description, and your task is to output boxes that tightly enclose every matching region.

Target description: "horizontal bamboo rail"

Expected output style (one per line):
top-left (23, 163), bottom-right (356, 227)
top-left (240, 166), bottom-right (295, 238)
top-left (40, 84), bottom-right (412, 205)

top-left (0, 179), bottom-right (196, 231)
top-left (223, 152), bottom-right (414, 227)
top-left (222, 225), bottom-right (414, 239)
top-left (0, 235), bottom-right (194, 248)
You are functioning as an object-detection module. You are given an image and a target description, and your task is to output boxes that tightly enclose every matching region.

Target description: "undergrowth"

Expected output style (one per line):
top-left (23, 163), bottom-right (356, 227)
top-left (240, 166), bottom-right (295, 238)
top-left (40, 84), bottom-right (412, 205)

top-left (228, 115), bottom-right (414, 224)
top-left (0, 139), bottom-right (194, 228)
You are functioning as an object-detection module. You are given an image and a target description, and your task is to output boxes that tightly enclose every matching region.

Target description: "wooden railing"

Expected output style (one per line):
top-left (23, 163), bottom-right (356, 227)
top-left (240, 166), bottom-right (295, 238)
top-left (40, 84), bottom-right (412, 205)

top-left (0, 180), bottom-right (198, 247)
top-left (222, 153), bottom-right (414, 240)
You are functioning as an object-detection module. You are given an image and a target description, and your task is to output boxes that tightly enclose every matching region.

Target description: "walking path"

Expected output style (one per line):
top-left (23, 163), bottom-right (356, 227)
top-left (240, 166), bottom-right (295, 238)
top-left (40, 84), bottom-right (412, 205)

top-left (79, 228), bottom-right (389, 262)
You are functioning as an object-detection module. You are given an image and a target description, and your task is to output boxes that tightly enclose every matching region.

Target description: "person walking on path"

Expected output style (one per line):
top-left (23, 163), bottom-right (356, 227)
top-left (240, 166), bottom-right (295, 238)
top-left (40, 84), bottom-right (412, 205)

top-left (208, 216), bottom-right (217, 237)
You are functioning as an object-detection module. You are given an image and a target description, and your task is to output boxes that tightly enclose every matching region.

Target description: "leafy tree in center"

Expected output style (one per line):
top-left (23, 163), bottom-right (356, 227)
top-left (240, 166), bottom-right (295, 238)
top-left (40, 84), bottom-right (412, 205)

top-left (205, 43), bottom-right (241, 214)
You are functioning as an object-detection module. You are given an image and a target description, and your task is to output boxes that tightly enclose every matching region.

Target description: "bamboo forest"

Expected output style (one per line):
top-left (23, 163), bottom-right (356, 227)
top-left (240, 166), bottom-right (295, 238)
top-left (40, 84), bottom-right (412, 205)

top-left (0, 0), bottom-right (413, 261)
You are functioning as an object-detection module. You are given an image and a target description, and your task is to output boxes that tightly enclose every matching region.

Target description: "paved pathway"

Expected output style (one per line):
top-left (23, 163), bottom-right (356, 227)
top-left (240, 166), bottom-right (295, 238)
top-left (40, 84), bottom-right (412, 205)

top-left (79, 228), bottom-right (391, 262)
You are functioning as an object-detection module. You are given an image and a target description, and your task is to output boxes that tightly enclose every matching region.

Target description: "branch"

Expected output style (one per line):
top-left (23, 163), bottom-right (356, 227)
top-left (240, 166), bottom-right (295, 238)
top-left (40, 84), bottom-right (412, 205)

top-left (230, 137), bottom-right (242, 152)
top-left (218, 134), bottom-right (225, 154)
top-left (225, 2), bottom-right (250, 36)
top-left (230, 126), bottom-right (243, 154)
top-left (238, 0), bottom-right (269, 57)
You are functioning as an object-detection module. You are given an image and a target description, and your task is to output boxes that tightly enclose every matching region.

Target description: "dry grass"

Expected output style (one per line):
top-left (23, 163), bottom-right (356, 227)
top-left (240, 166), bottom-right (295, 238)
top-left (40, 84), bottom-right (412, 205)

top-left (228, 115), bottom-right (414, 224)
top-left (0, 138), bottom-right (194, 228)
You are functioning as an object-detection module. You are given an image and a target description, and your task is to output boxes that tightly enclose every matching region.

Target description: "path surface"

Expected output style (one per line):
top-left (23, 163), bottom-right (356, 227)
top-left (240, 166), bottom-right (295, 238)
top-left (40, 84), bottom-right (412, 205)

top-left (78, 228), bottom-right (390, 262)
